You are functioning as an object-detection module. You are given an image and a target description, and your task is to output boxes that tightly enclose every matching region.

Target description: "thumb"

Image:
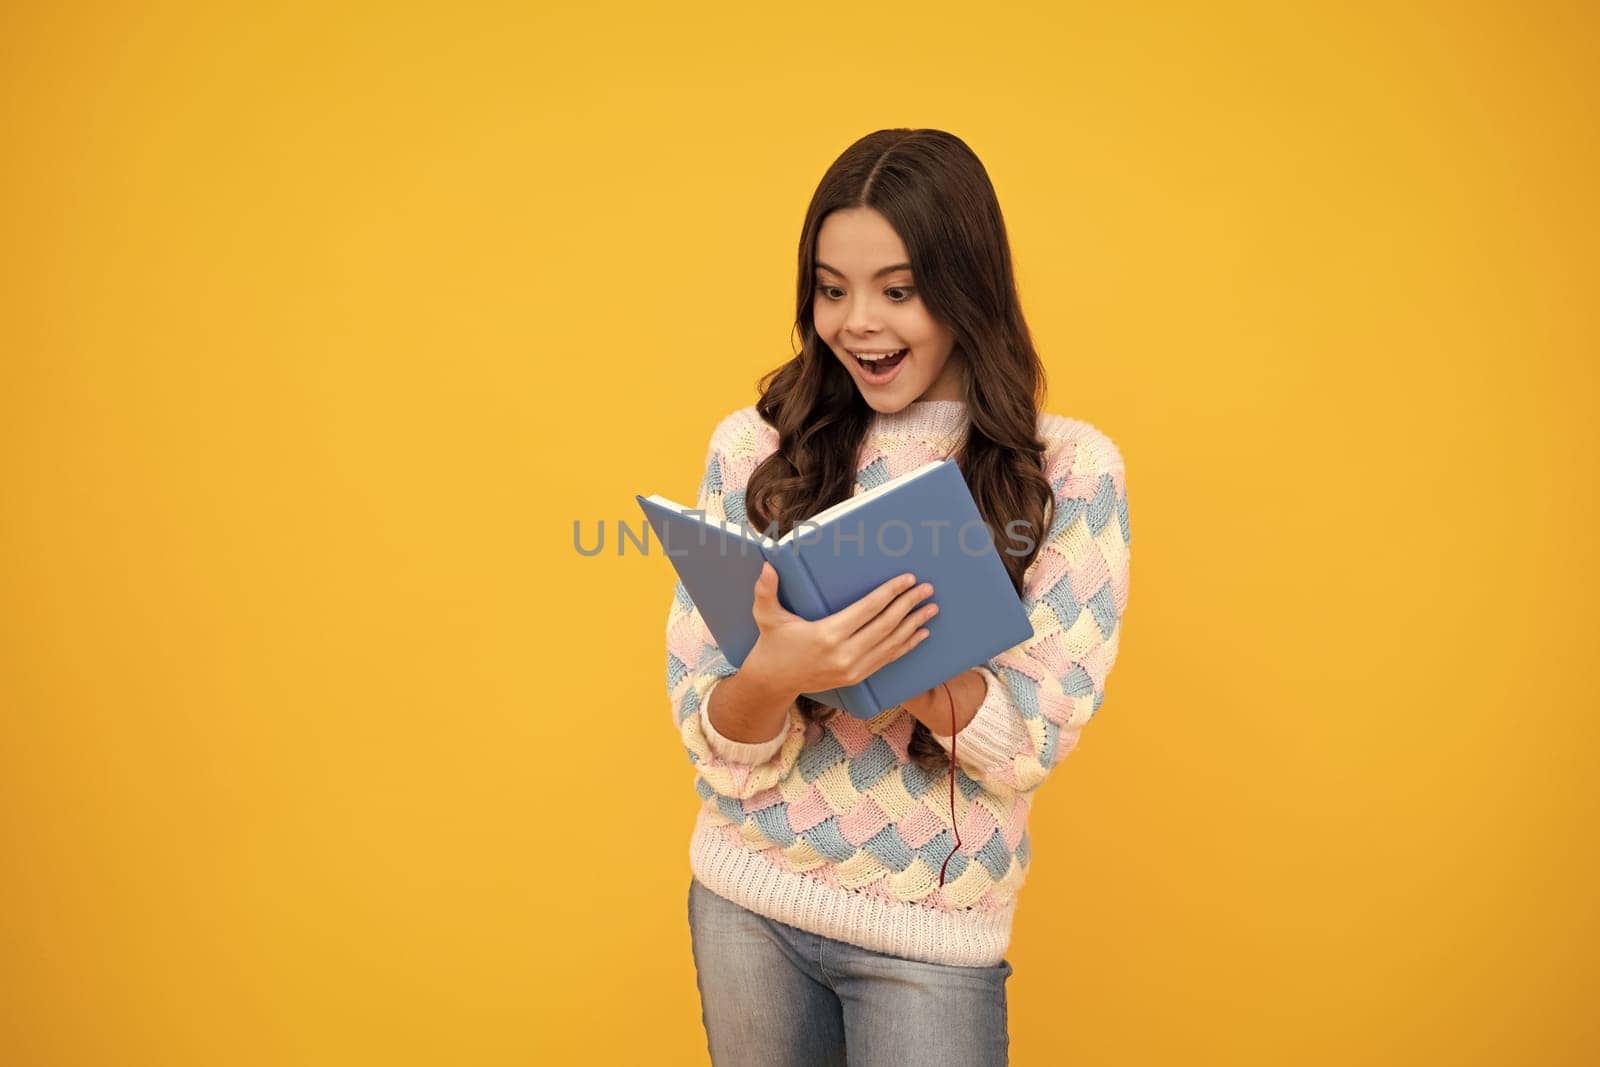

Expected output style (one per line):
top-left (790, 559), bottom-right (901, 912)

top-left (754, 562), bottom-right (786, 610)
top-left (754, 561), bottom-right (776, 596)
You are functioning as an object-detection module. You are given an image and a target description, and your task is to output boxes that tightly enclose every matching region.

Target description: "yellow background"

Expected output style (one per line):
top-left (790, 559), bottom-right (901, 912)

top-left (3, 2), bottom-right (1595, 1063)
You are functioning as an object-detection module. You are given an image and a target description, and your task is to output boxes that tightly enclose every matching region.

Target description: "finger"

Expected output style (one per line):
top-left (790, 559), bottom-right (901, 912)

top-left (825, 572), bottom-right (920, 636)
top-left (837, 586), bottom-right (935, 680)
top-left (844, 580), bottom-right (935, 648)
top-left (885, 625), bottom-right (932, 669)
top-left (855, 597), bottom-right (937, 676)
top-left (876, 598), bottom-right (934, 662)
top-left (753, 562), bottom-right (798, 621)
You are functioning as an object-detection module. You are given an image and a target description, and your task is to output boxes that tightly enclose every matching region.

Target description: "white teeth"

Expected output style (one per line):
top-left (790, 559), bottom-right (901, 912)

top-left (851, 348), bottom-right (906, 361)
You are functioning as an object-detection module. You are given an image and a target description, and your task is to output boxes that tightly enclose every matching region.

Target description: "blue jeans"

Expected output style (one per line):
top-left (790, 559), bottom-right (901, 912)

top-left (687, 878), bottom-right (1012, 1066)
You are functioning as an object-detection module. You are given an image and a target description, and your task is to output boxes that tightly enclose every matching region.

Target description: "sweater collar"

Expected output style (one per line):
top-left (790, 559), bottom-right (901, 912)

top-left (867, 399), bottom-right (970, 441)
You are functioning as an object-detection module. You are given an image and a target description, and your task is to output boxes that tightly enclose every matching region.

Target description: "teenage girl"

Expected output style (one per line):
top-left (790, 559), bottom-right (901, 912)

top-left (665, 127), bottom-right (1132, 1066)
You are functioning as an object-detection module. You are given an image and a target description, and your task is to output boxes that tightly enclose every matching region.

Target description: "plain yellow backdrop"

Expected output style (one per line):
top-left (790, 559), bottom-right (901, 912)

top-left (3, 2), bottom-right (1595, 1064)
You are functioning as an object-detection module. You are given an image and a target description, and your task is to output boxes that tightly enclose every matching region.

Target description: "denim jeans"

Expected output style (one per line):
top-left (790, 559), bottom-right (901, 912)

top-left (687, 878), bottom-right (1012, 1066)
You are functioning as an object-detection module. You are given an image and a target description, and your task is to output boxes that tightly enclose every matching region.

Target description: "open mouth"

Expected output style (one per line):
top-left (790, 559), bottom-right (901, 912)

top-left (852, 348), bottom-right (909, 383)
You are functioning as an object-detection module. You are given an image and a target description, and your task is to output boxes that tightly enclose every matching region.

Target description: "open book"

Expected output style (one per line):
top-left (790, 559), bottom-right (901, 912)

top-left (638, 459), bottom-right (1033, 719)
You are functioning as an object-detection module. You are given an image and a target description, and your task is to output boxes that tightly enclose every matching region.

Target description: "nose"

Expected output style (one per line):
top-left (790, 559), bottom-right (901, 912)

top-left (843, 294), bottom-right (880, 336)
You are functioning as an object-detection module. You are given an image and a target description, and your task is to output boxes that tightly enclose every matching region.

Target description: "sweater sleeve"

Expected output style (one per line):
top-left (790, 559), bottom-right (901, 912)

top-left (929, 421), bottom-right (1131, 795)
top-left (700, 687), bottom-right (790, 763)
top-left (665, 412), bottom-right (806, 800)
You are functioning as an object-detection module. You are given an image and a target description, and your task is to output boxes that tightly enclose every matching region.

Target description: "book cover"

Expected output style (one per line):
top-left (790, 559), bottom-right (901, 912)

top-left (639, 459), bottom-right (1034, 719)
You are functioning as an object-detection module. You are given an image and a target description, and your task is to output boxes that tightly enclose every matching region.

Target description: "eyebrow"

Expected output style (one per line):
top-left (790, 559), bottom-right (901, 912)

top-left (814, 261), bottom-right (912, 280)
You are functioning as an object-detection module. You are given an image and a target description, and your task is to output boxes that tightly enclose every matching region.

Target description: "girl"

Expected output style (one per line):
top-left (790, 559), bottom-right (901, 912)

top-left (664, 128), bottom-right (1132, 1066)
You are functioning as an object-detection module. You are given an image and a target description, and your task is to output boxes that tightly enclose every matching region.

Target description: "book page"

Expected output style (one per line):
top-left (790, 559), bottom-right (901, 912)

top-left (644, 494), bottom-right (775, 546)
top-left (777, 460), bottom-right (945, 543)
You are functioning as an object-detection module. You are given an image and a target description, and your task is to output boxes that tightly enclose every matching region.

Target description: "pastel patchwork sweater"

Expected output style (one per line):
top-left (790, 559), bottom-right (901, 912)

top-left (664, 399), bottom-right (1131, 967)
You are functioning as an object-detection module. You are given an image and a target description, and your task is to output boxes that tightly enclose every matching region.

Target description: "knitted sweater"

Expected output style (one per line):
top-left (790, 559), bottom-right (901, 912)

top-left (664, 399), bottom-right (1131, 967)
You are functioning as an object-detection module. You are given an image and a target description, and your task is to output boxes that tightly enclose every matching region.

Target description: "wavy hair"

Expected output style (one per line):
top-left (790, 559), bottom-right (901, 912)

top-left (744, 128), bottom-right (1057, 773)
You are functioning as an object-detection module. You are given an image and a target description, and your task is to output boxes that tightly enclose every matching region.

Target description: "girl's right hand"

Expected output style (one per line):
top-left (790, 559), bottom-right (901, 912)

top-left (740, 562), bottom-right (939, 698)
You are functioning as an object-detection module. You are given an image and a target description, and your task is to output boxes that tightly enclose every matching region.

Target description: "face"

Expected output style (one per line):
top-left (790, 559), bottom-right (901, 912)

top-left (812, 206), bottom-right (964, 412)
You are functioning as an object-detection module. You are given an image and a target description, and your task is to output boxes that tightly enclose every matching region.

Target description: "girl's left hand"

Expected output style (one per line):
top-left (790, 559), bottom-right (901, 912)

top-left (900, 686), bottom-right (940, 722)
top-left (900, 670), bottom-right (984, 735)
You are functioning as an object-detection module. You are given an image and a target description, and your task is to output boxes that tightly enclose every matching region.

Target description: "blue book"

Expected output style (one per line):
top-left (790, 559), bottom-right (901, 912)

top-left (637, 459), bottom-right (1034, 719)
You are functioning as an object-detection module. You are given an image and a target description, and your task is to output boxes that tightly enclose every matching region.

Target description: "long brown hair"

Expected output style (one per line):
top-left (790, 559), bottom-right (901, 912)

top-left (745, 128), bottom-right (1057, 773)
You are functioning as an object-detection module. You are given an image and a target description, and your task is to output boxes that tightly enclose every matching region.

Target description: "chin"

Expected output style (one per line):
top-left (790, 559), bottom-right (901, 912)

top-left (862, 390), bottom-right (920, 414)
